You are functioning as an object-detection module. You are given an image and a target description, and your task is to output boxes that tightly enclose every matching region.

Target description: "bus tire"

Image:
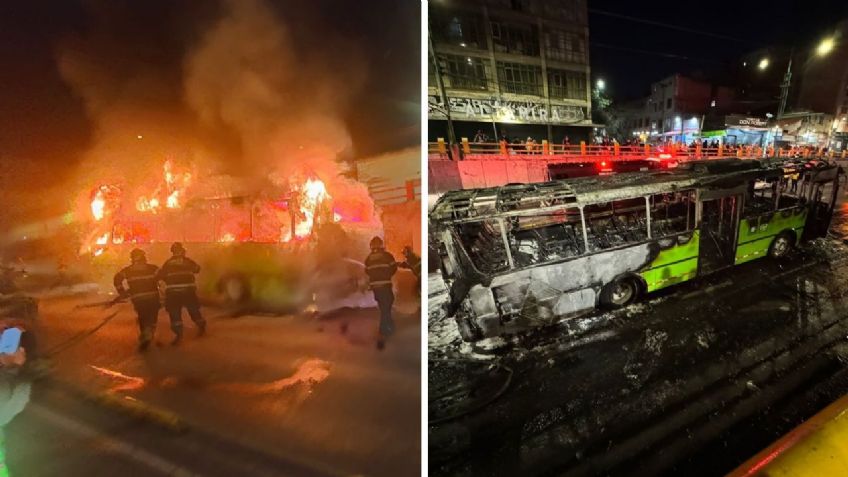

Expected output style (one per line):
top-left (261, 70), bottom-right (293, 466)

top-left (768, 232), bottom-right (794, 259)
top-left (219, 274), bottom-right (249, 305)
top-left (600, 277), bottom-right (639, 309)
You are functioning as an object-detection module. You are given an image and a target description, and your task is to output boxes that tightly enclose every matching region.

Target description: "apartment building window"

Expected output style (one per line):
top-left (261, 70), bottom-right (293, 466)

top-left (548, 69), bottom-right (586, 100)
top-left (491, 21), bottom-right (539, 56)
top-left (666, 98), bottom-right (672, 110)
top-left (544, 29), bottom-right (587, 64)
top-left (431, 13), bottom-right (485, 49)
top-left (440, 54), bottom-right (490, 91)
top-left (497, 62), bottom-right (542, 96)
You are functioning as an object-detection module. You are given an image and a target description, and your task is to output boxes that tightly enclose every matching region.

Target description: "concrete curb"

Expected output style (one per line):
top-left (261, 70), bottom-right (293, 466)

top-left (45, 375), bottom-right (187, 433)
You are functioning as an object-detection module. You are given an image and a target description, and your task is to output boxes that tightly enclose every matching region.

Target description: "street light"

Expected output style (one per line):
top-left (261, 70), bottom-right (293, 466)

top-left (779, 35), bottom-right (837, 119)
top-left (596, 79), bottom-right (605, 91)
top-left (817, 37), bottom-right (836, 57)
top-left (758, 58), bottom-right (769, 70)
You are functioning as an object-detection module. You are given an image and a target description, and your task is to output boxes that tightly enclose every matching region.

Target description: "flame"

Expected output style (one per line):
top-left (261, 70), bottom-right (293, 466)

top-left (219, 233), bottom-right (236, 243)
top-left (95, 233), bottom-right (110, 245)
top-left (135, 160), bottom-right (191, 213)
top-left (91, 189), bottom-right (106, 221)
top-left (293, 177), bottom-right (330, 239)
top-left (303, 177), bottom-right (327, 202)
top-left (166, 190), bottom-right (180, 208)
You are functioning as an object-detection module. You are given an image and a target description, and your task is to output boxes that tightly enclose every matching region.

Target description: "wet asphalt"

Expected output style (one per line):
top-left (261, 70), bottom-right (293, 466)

top-left (7, 296), bottom-right (421, 477)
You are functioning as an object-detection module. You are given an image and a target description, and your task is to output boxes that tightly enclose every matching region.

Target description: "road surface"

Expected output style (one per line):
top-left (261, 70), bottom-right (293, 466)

top-left (7, 294), bottom-right (420, 477)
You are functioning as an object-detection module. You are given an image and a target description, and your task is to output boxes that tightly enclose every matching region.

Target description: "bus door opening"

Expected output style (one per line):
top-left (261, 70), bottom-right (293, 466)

top-left (802, 166), bottom-right (842, 240)
top-left (699, 194), bottom-right (741, 273)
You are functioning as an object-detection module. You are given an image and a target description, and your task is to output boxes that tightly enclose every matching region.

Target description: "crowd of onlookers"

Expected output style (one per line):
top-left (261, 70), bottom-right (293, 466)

top-left (464, 129), bottom-right (840, 158)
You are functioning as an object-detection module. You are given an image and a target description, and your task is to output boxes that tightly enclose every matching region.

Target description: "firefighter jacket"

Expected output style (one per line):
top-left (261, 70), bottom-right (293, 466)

top-left (365, 248), bottom-right (397, 289)
top-left (156, 256), bottom-right (200, 294)
top-left (400, 253), bottom-right (421, 278)
top-left (114, 263), bottom-right (160, 303)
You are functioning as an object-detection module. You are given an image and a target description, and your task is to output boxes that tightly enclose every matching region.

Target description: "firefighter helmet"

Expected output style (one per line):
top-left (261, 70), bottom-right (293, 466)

top-left (369, 236), bottom-right (384, 249)
top-left (130, 248), bottom-right (146, 262)
top-left (170, 242), bottom-right (185, 255)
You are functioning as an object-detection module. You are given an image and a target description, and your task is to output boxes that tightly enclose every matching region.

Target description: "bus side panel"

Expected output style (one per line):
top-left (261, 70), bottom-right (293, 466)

top-left (638, 231), bottom-right (700, 292)
top-left (480, 244), bottom-right (654, 334)
top-left (735, 208), bottom-right (807, 265)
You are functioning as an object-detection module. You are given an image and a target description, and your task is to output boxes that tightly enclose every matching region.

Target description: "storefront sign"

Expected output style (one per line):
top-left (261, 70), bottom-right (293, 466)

top-left (725, 115), bottom-right (769, 128)
top-left (428, 95), bottom-right (586, 125)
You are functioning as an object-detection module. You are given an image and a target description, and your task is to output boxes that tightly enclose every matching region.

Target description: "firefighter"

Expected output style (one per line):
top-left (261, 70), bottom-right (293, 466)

top-left (156, 242), bottom-right (206, 345)
top-left (114, 249), bottom-right (160, 351)
top-left (398, 245), bottom-right (421, 297)
top-left (365, 236), bottom-right (397, 348)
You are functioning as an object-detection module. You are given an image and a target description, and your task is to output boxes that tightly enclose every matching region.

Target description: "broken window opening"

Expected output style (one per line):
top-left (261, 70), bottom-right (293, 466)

top-left (455, 220), bottom-right (510, 274)
top-left (505, 208), bottom-right (586, 267)
top-left (584, 198), bottom-right (648, 252)
top-left (744, 177), bottom-right (780, 216)
top-left (650, 189), bottom-right (695, 238)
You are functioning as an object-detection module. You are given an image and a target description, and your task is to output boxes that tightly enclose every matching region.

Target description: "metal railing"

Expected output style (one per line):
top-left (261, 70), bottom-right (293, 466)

top-left (429, 138), bottom-right (848, 162)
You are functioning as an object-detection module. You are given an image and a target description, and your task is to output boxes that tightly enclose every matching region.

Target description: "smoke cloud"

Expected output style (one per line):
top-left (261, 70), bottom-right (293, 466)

top-left (57, 0), bottom-right (379, 240)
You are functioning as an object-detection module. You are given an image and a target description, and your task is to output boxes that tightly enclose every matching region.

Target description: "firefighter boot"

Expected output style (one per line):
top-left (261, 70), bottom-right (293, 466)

top-left (138, 329), bottom-right (153, 352)
top-left (171, 331), bottom-right (182, 346)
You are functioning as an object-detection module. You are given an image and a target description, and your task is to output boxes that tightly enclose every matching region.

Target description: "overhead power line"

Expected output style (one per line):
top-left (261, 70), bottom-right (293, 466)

top-left (589, 8), bottom-right (751, 44)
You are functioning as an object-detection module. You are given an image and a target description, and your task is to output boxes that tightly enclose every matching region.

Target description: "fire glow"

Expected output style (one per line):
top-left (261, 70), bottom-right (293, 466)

top-left (83, 161), bottom-right (351, 254)
top-left (91, 188), bottom-right (107, 221)
top-left (134, 160), bottom-right (192, 214)
top-left (294, 177), bottom-right (330, 240)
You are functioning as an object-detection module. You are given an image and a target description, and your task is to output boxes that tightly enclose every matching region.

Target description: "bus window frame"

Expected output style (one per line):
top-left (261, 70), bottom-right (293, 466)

top-left (648, 189), bottom-right (697, 239)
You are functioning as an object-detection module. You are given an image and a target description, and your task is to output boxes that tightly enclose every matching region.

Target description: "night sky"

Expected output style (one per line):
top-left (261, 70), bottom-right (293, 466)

top-left (590, 0), bottom-right (848, 100)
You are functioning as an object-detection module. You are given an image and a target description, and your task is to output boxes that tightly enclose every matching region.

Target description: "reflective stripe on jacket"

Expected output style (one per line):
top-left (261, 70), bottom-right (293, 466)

top-left (365, 249), bottom-right (397, 289)
top-left (156, 256), bottom-right (200, 293)
top-left (114, 263), bottom-right (160, 301)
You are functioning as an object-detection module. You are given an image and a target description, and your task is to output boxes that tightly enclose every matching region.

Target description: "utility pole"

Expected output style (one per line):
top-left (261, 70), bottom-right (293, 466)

top-left (427, 20), bottom-right (457, 148)
top-left (777, 49), bottom-right (793, 119)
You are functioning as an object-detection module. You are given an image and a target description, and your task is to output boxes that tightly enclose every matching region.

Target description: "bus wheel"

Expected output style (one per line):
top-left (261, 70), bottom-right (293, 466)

top-left (600, 277), bottom-right (639, 309)
top-left (768, 232), bottom-right (794, 259)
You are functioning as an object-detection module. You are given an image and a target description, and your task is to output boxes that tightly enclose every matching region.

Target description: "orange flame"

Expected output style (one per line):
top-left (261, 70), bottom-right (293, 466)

top-left (293, 177), bottom-right (330, 239)
top-left (135, 160), bottom-right (191, 213)
top-left (91, 189), bottom-right (106, 221)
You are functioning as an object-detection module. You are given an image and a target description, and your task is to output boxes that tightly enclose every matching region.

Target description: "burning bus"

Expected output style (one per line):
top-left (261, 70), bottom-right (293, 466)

top-left (80, 158), bottom-right (383, 313)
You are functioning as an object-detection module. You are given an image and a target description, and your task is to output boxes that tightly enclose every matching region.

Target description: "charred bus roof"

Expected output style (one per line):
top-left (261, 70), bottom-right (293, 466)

top-left (431, 159), bottom-right (805, 225)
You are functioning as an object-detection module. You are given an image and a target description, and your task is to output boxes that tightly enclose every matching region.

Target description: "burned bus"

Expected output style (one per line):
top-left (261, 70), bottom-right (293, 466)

top-left (431, 159), bottom-right (843, 341)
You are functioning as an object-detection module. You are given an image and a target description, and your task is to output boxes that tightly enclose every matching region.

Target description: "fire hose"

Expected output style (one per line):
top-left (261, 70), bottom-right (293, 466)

top-left (43, 309), bottom-right (122, 358)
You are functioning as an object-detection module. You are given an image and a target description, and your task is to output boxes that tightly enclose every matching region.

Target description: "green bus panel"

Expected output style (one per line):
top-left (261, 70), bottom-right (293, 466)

top-left (735, 208), bottom-right (807, 265)
top-left (639, 230), bottom-right (700, 292)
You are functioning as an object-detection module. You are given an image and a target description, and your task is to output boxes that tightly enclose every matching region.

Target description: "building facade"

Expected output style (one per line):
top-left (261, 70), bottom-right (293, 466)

top-left (619, 74), bottom-right (735, 143)
top-left (428, 0), bottom-right (593, 144)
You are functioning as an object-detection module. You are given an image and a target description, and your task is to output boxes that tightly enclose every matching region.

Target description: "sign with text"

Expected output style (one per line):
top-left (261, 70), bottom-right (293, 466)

top-left (428, 95), bottom-right (587, 125)
top-left (725, 115), bottom-right (769, 128)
